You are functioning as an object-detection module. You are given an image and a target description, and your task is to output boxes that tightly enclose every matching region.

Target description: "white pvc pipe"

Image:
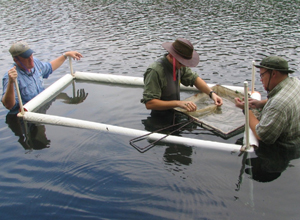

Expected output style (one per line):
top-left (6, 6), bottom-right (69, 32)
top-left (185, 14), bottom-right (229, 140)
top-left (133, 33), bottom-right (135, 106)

top-left (74, 72), bottom-right (245, 93)
top-left (69, 57), bottom-right (74, 76)
top-left (17, 112), bottom-right (253, 152)
top-left (248, 92), bottom-right (261, 148)
top-left (244, 81), bottom-right (250, 149)
top-left (251, 61), bottom-right (255, 94)
top-left (23, 74), bottom-right (74, 112)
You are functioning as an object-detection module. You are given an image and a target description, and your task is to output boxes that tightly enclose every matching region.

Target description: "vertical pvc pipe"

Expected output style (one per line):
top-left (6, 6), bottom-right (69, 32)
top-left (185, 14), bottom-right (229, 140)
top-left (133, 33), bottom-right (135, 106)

top-left (244, 81), bottom-right (250, 149)
top-left (251, 61), bottom-right (255, 94)
top-left (69, 57), bottom-right (74, 76)
top-left (14, 79), bottom-right (25, 115)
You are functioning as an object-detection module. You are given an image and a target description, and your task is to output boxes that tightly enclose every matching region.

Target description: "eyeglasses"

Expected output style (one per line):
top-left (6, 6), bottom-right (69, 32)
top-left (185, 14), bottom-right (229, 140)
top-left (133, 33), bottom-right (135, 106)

top-left (259, 69), bottom-right (269, 79)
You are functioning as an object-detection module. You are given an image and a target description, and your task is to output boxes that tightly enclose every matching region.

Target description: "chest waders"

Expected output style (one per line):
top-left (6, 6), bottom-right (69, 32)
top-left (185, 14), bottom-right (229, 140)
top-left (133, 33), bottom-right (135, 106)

top-left (151, 58), bottom-right (181, 117)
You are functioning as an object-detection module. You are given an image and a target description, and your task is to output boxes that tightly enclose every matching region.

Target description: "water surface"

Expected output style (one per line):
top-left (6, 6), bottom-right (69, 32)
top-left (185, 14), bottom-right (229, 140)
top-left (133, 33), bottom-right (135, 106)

top-left (0, 0), bottom-right (300, 219)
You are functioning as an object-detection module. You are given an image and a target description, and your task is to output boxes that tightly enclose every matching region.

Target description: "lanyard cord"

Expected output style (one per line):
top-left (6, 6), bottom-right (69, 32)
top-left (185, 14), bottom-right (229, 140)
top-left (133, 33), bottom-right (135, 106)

top-left (16, 57), bottom-right (30, 74)
top-left (266, 70), bottom-right (273, 92)
top-left (173, 57), bottom-right (176, 81)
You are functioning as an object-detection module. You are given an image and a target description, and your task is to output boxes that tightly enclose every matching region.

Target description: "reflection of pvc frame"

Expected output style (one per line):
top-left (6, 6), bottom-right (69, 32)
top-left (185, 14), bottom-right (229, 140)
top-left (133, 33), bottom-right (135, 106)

top-left (17, 71), bottom-right (253, 152)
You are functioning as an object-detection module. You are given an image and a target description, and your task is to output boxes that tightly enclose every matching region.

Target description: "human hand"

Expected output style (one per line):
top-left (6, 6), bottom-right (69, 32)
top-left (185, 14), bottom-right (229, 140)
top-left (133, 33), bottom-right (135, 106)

top-left (212, 93), bottom-right (223, 106)
top-left (180, 101), bottom-right (197, 112)
top-left (8, 66), bottom-right (18, 84)
top-left (65, 51), bottom-right (83, 61)
top-left (248, 98), bottom-right (264, 109)
top-left (234, 97), bottom-right (245, 109)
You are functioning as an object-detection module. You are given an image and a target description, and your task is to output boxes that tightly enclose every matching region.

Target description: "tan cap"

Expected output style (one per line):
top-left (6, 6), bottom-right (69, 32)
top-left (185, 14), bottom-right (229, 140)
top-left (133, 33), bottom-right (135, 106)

top-left (9, 41), bottom-right (34, 58)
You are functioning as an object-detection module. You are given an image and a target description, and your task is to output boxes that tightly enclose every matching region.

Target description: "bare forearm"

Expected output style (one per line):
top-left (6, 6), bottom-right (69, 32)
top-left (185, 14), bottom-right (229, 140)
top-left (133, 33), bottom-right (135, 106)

top-left (50, 51), bottom-right (82, 71)
top-left (194, 77), bottom-right (211, 95)
top-left (194, 77), bottom-right (223, 106)
top-left (145, 99), bottom-right (180, 110)
top-left (50, 54), bottom-right (66, 71)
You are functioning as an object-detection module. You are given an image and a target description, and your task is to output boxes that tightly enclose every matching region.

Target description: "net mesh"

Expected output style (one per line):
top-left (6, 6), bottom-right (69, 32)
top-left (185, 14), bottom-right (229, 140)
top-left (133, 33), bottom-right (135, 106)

top-left (175, 85), bottom-right (248, 138)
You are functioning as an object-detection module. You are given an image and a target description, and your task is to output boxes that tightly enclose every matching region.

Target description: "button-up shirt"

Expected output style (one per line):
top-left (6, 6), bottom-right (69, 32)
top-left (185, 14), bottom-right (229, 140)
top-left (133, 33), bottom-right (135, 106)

top-left (2, 58), bottom-right (52, 114)
top-left (256, 77), bottom-right (300, 147)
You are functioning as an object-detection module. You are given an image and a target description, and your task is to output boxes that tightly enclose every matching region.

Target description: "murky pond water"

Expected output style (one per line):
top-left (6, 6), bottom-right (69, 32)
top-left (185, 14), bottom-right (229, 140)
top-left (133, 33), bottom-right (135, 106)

top-left (1, 0), bottom-right (300, 219)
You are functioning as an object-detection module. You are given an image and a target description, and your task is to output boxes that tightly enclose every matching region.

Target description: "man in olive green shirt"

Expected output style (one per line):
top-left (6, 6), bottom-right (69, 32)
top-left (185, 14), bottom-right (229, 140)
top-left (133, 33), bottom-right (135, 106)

top-left (235, 56), bottom-right (300, 147)
top-left (141, 38), bottom-right (222, 116)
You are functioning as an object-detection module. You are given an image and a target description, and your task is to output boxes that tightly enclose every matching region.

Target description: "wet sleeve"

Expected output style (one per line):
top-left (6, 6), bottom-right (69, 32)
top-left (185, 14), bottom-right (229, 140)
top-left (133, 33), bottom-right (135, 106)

top-left (141, 68), bottom-right (163, 104)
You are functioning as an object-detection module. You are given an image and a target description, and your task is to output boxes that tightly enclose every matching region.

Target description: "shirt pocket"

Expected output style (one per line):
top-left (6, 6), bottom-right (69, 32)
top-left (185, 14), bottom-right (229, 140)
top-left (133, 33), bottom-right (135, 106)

top-left (19, 81), bottom-right (38, 103)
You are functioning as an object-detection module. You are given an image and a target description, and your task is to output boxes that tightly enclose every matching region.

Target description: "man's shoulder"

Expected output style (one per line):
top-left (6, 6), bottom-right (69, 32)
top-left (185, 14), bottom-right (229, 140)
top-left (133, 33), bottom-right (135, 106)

top-left (290, 76), bottom-right (300, 84)
top-left (148, 59), bottom-right (164, 71)
top-left (145, 60), bottom-right (165, 78)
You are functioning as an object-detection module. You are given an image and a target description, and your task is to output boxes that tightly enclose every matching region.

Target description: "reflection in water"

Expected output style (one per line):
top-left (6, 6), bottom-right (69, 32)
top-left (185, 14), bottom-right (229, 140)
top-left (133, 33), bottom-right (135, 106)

top-left (142, 110), bottom-right (194, 135)
top-left (56, 82), bottom-right (88, 104)
top-left (1, 0), bottom-right (300, 219)
top-left (163, 144), bottom-right (193, 166)
top-left (245, 143), bottom-right (300, 183)
top-left (139, 110), bottom-right (195, 165)
top-left (140, 111), bottom-right (195, 178)
top-left (6, 114), bottom-right (50, 150)
top-left (5, 87), bottom-right (88, 150)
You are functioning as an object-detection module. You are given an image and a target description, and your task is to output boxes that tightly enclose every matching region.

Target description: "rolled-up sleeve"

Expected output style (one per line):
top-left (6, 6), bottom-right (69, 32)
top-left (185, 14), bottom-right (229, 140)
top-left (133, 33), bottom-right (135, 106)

top-left (141, 68), bottom-right (164, 104)
top-left (180, 67), bottom-right (198, 87)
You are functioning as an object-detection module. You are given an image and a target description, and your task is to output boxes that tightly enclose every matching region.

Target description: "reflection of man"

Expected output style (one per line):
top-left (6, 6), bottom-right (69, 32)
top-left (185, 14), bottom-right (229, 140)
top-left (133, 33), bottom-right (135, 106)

top-left (163, 145), bottom-right (193, 166)
top-left (6, 114), bottom-right (50, 150)
top-left (140, 113), bottom-right (195, 167)
top-left (5, 88), bottom-right (88, 150)
top-left (2, 41), bottom-right (83, 114)
top-left (245, 142), bottom-right (300, 182)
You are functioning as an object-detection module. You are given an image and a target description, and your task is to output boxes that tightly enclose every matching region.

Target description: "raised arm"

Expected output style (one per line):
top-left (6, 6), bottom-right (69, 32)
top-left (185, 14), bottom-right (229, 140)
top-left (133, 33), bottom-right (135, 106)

top-left (50, 51), bottom-right (82, 71)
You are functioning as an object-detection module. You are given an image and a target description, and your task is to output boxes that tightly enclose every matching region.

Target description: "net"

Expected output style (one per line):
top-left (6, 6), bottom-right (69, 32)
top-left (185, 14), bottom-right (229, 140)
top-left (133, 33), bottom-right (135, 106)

top-left (175, 85), bottom-right (247, 139)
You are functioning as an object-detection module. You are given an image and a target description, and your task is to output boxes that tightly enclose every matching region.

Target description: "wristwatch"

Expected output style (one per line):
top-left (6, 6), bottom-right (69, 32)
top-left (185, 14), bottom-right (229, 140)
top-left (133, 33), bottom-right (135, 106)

top-left (63, 53), bottom-right (67, 60)
top-left (209, 91), bottom-right (216, 99)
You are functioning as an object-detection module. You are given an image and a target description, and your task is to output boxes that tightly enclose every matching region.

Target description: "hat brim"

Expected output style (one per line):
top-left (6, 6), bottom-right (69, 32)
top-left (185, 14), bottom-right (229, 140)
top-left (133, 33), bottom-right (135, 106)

top-left (19, 49), bottom-right (34, 58)
top-left (162, 42), bottom-right (199, 67)
top-left (254, 64), bottom-right (294, 73)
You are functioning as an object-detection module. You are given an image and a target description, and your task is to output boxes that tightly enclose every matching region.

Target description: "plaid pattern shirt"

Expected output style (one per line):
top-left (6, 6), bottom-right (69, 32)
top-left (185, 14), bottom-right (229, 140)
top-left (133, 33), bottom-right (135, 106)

top-left (256, 77), bottom-right (300, 147)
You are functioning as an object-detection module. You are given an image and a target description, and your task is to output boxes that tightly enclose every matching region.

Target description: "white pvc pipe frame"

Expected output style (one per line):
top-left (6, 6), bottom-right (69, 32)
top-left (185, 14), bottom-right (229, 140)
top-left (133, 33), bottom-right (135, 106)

top-left (18, 71), bottom-right (254, 152)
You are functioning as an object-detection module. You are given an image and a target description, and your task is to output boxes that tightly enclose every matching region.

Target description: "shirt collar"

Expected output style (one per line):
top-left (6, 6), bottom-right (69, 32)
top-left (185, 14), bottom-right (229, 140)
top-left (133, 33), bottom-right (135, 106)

top-left (16, 64), bottom-right (33, 76)
top-left (267, 77), bottom-right (290, 98)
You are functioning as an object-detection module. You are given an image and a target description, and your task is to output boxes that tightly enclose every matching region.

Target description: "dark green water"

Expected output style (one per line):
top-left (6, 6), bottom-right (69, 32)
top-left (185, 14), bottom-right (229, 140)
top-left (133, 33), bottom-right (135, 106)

top-left (0, 0), bottom-right (300, 219)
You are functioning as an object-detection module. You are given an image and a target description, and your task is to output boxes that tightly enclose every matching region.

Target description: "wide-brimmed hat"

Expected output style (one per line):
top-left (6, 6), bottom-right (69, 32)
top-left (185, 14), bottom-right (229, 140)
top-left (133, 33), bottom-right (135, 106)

top-left (254, 56), bottom-right (294, 73)
top-left (162, 38), bottom-right (199, 67)
top-left (9, 41), bottom-right (34, 58)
